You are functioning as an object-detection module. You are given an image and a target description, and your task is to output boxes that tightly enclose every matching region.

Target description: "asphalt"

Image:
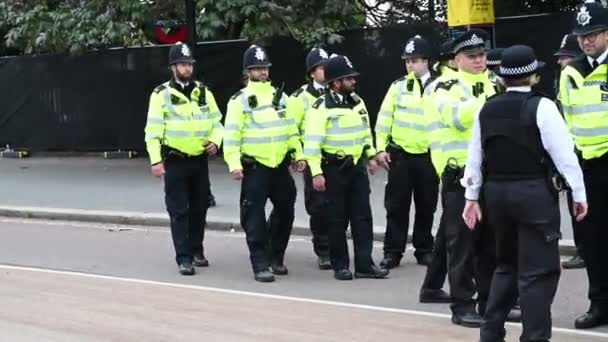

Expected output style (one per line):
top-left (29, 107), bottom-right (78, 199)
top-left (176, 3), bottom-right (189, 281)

top-left (0, 217), bottom-right (606, 341)
top-left (0, 156), bottom-right (578, 254)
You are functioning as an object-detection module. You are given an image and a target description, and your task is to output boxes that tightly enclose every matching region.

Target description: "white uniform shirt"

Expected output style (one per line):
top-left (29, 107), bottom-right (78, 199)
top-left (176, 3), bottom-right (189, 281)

top-left (462, 86), bottom-right (587, 203)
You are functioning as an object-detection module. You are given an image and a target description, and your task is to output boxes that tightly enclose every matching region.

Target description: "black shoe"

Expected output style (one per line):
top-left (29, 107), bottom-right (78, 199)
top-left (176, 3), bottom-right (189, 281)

top-left (271, 263), bottom-right (288, 275)
top-left (575, 310), bottom-right (608, 329)
top-left (355, 265), bottom-right (390, 279)
top-left (416, 253), bottom-right (433, 266)
top-left (193, 254), bottom-right (209, 267)
top-left (506, 309), bottom-right (522, 322)
top-left (451, 312), bottom-right (483, 328)
top-left (379, 255), bottom-right (401, 269)
top-left (178, 262), bottom-right (195, 276)
top-left (419, 288), bottom-right (452, 303)
top-left (334, 269), bottom-right (353, 280)
top-left (318, 256), bottom-right (332, 270)
top-left (254, 270), bottom-right (275, 283)
top-left (208, 194), bottom-right (216, 208)
top-left (562, 254), bottom-right (585, 269)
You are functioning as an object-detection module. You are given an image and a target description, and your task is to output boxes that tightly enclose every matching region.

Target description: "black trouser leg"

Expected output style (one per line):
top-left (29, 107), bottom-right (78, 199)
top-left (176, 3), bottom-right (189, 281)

top-left (323, 162), bottom-right (351, 271)
top-left (567, 191), bottom-right (584, 258)
top-left (348, 160), bottom-right (375, 273)
top-left (383, 154), bottom-right (413, 259)
top-left (474, 216), bottom-right (498, 315)
top-left (411, 153), bottom-right (439, 258)
top-left (421, 190), bottom-right (447, 290)
top-left (189, 157), bottom-right (209, 256)
top-left (582, 164), bottom-right (608, 310)
top-left (443, 184), bottom-right (476, 314)
top-left (164, 158), bottom-right (193, 265)
top-left (240, 163), bottom-right (271, 273)
top-left (304, 168), bottom-right (330, 258)
top-left (268, 164), bottom-right (297, 265)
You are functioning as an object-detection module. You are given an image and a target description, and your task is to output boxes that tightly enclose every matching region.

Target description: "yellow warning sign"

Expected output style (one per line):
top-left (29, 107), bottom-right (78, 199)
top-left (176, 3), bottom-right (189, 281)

top-left (448, 0), bottom-right (495, 26)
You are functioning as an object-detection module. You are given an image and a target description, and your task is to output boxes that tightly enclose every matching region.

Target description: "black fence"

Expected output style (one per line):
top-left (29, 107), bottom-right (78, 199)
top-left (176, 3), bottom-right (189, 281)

top-left (0, 13), bottom-right (575, 151)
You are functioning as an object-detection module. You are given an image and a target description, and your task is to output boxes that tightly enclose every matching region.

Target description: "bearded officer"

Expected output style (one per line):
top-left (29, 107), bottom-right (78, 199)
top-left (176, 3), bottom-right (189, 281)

top-left (224, 45), bottom-right (305, 282)
top-left (560, 2), bottom-right (608, 329)
top-left (287, 47), bottom-right (332, 270)
top-left (303, 55), bottom-right (389, 281)
top-left (375, 35), bottom-right (439, 269)
top-left (144, 42), bottom-right (224, 275)
top-left (463, 44), bottom-right (587, 342)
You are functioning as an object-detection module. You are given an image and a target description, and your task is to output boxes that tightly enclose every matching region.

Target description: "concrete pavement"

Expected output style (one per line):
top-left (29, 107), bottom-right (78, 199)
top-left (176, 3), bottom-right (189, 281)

top-left (0, 218), bottom-right (606, 341)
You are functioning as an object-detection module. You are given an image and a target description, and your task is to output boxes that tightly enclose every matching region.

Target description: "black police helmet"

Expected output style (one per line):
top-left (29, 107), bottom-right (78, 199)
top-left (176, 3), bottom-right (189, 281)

top-left (573, 2), bottom-right (608, 36)
top-left (168, 42), bottom-right (196, 65)
top-left (495, 45), bottom-right (546, 79)
top-left (324, 55), bottom-right (359, 84)
top-left (243, 45), bottom-right (272, 70)
top-left (306, 48), bottom-right (330, 72)
top-left (554, 34), bottom-right (583, 57)
top-left (402, 35), bottom-right (432, 60)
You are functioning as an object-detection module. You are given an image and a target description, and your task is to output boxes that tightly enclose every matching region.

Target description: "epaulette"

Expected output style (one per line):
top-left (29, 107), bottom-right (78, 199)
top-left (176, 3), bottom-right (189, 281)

top-left (312, 96), bottom-right (325, 109)
top-left (153, 84), bottom-right (167, 93)
top-left (291, 86), bottom-right (305, 98)
top-left (435, 79), bottom-right (458, 91)
top-left (350, 93), bottom-right (362, 104)
top-left (230, 90), bottom-right (243, 100)
top-left (392, 76), bottom-right (407, 85)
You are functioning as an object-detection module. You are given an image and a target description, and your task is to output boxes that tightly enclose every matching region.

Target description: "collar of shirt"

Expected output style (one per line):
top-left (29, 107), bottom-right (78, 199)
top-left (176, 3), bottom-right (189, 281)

top-left (175, 79), bottom-right (190, 89)
top-left (506, 86), bottom-right (531, 93)
top-left (419, 71), bottom-right (431, 85)
top-left (587, 48), bottom-right (608, 67)
top-left (330, 90), bottom-right (344, 103)
top-left (312, 81), bottom-right (325, 91)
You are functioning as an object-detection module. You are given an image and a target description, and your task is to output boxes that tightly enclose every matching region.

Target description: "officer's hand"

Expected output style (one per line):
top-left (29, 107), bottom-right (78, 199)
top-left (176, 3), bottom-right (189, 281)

top-left (376, 152), bottom-right (391, 171)
top-left (367, 159), bottom-right (378, 175)
top-left (231, 169), bottom-right (244, 181)
top-left (205, 142), bottom-right (218, 156)
top-left (462, 200), bottom-right (482, 230)
top-left (293, 160), bottom-right (307, 173)
top-left (150, 162), bottom-right (165, 178)
top-left (313, 175), bottom-right (326, 192)
top-left (574, 201), bottom-right (588, 222)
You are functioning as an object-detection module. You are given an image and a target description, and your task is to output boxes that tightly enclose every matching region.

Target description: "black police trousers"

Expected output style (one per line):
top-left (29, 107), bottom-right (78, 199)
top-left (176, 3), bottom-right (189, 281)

top-left (580, 157), bottom-right (608, 311)
top-left (566, 191), bottom-right (585, 258)
top-left (164, 154), bottom-right (210, 265)
top-left (480, 179), bottom-right (561, 342)
top-left (303, 167), bottom-right (330, 258)
top-left (240, 159), bottom-right (296, 273)
top-left (383, 150), bottom-right (439, 260)
top-left (441, 169), bottom-right (493, 315)
top-left (320, 157), bottom-right (375, 272)
top-left (421, 190), bottom-right (447, 291)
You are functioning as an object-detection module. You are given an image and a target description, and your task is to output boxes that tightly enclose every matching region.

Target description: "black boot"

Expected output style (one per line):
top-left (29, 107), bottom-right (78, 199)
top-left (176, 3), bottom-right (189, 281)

top-left (562, 253), bottom-right (585, 269)
top-left (419, 288), bottom-right (452, 303)
top-left (178, 262), bottom-right (195, 276)
top-left (379, 255), bottom-right (401, 269)
top-left (355, 265), bottom-right (390, 279)
top-left (317, 256), bottom-right (332, 270)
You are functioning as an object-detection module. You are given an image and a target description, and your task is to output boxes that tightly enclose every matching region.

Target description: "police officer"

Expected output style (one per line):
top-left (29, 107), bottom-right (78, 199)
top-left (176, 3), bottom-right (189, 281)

top-left (426, 29), bottom-right (495, 327)
top-left (554, 33), bottom-right (586, 270)
top-left (287, 47), bottom-right (331, 270)
top-left (463, 44), bottom-right (587, 342)
top-left (303, 55), bottom-right (389, 281)
top-left (224, 45), bottom-right (305, 283)
top-left (433, 40), bottom-right (458, 79)
top-left (144, 42), bottom-right (224, 275)
top-left (486, 48), bottom-right (506, 93)
top-left (375, 35), bottom-right (439, 268)
top-left (560, 2), bottom-right (608, 329)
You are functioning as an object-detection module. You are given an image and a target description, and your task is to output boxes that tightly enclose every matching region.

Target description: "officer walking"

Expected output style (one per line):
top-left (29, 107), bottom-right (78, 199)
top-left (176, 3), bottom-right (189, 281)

top-left (560, 2), bottom-right (608, 329)
top-left (287, 47), bottom-right (332, 270)
top-left (463, 44), bottom-right (587, 342)
top-left (555, 33), bottom-right (586, 270)
top-left (426, 29), bottom-right (495, 327)
top-left (224, 45), bottom-right (305, 283)
top-left (375, 35), bottom-right (439, 268)
top-left (144, 42), bottom-right (224, 275)
top-left (303, 55), bottom-right (389, 281)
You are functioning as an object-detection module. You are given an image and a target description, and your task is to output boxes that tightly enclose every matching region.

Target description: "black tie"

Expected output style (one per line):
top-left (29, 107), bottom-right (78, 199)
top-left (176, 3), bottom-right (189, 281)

top-left (593, 60), bottom-right (599, 69)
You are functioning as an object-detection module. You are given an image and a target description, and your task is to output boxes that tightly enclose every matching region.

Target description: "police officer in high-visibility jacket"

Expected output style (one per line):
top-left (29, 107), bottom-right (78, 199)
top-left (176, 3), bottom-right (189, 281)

top-left (375, 35), bottom-right (439, 269)
top-left (287, 47), bottom-right (332, 270)
top-left (303, 55), bottom-right (389, 281)
top-left (433, 40), bottom-right (458, 80)
top-left (144, 42), bottom-right (224, 276)
top-left (224, 45), bottom-right (305, 283)
top-left (428, 29), bottom-right (495, 327)
top-left (560, 2), bottom-right (608, 329)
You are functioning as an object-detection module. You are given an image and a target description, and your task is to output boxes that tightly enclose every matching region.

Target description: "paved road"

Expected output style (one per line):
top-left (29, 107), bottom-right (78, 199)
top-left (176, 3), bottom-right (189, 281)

top-left (0, 157), bottom-right (576, 240)
top-left (0, 218), bottom-right (605, 341)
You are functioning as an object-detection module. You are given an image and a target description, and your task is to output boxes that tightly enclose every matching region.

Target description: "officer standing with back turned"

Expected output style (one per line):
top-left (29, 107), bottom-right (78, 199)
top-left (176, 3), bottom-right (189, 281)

top-left (288, 47), bottom-right (332, 270)
top-left (560, 2), bottom-right (608, 329)
top-left (303, 54), bottom-right (389, 281)
top-left (224, 45), bottom-right (305, 283)
top-left (144, 42), bottom-right (224, 275)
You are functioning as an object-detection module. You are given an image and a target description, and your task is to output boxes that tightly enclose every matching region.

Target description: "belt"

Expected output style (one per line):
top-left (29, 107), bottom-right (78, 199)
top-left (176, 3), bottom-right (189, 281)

top-left (161, 146), bottom-right (204, 160)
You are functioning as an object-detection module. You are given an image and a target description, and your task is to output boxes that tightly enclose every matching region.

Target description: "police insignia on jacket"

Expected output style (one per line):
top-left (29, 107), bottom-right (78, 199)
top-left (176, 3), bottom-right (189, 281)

top-left (577, 6), bottom-right (592, 26)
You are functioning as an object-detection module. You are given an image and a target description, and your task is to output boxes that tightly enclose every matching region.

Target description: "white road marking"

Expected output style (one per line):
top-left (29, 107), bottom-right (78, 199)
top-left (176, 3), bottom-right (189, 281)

top-left (0, 264), bottom-right (606, 339)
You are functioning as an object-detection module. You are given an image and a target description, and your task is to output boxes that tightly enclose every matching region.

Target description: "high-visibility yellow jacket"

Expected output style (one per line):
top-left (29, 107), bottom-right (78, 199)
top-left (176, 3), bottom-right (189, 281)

top-left (303, 91), bottom-right (376, 176)
top-left (223, 81), bottom-right (302, 172)
top-left (144, 80), bottom-right (224, 165)
top-left (287, 82), bottom-right (324, 139)
top-left (560, 58), bottom-right (608, 160)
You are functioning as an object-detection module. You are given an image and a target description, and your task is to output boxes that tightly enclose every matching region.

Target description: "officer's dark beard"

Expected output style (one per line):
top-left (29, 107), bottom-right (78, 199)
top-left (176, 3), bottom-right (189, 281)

top-left (174, 70), bottom-right (192, 83)
top-left (337, 83), bottom-right (355, 96)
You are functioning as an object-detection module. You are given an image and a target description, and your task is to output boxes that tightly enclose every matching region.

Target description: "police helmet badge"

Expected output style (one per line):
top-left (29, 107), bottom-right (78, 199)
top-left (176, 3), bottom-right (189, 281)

top-left (181, 44), bottom-right (191, 57)
top-left (405, 40), bottom-right (416, 54)
top-left (255, 47), bottom-right (266, 61)
top-left (319, 49), bottom-right (329, 59)
top-left (577, 6), bottom-right (592, 26)
top-left (344, 56), bottom-right (354, 68)
top-left (560, 35), bottom-right (568, 48)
